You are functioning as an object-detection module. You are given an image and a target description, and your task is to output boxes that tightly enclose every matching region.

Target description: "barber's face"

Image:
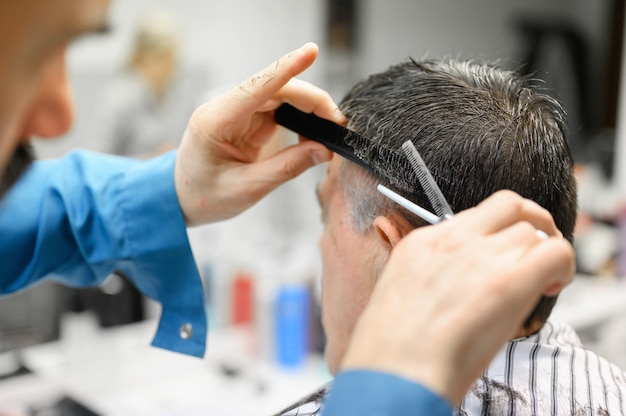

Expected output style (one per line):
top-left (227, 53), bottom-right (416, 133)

top-left (316, 157), bottom-right (385, 374)
top-left (0, 0), bottom-right (111, 196)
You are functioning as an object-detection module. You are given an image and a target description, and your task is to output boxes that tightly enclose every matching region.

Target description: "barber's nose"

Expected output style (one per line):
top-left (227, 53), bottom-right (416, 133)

top-left (22, 52), bottom-right (74, 139)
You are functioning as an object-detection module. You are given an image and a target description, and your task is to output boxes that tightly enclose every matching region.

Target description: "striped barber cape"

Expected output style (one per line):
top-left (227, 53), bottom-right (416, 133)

top-left (456, 319), bottom-right (626, 416)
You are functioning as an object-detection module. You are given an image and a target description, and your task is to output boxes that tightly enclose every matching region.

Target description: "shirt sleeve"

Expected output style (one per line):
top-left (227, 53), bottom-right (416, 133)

top-left (0, 149), bottom-right (207, 357)
top-left (321, 370), bottom-right (453, 416)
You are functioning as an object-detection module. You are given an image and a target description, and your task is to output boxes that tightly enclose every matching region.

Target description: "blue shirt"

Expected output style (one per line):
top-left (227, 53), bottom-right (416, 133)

top-left (0, 150), bottom-right (206, 357)
top-left (323, 371), bottom-right (452, 415)
top-left (0, 149), bottom-right (452, 415)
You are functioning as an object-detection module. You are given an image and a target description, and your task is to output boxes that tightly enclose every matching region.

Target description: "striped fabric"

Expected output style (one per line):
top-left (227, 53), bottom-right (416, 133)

top-left (276, 383), bottom-right (329, 416)
top-left (456, 319), bottom-right (626, 416)
top-left (280, 319), bottom-right (626, 416)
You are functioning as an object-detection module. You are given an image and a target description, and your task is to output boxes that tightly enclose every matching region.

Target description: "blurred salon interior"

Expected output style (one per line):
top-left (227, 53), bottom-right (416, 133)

top-left (2, 0), bottom-right (626, 414)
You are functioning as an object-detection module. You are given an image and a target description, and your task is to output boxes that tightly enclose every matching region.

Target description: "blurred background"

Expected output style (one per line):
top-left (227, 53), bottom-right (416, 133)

top-left (3, 0), bottom-right (626, 414)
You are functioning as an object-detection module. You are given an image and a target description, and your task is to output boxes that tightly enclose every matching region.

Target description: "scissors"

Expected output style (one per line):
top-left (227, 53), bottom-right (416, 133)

top-left (378, 141), bottom-right (549, 239)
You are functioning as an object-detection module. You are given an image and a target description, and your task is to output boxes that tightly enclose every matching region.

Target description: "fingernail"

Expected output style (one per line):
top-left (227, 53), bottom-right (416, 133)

top-left (295, 42), bottom-right (315, 55)
top-left (334, 108), bottom-right (347, 124)
top-left (311, 149), bottom-right (331, 164)
top-left (544, 282), bottom-right (564, 296)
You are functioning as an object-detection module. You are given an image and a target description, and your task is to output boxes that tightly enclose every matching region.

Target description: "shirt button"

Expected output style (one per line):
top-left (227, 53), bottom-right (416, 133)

top-left (179, 323), bottom-right (193, 340)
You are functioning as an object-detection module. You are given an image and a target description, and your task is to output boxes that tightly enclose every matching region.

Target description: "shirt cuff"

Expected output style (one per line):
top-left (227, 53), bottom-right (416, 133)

top-left (322, 370), bottom-right (452, 416)
top-left (118, 150), bottom-right (207, 357)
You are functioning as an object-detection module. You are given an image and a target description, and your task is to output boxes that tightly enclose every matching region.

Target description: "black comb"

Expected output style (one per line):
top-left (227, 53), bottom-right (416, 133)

top-left (274, 103), bottom-right (376, 175)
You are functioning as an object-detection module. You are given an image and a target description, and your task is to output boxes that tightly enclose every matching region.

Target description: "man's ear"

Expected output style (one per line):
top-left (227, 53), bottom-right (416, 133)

top-left (373, 215), bottom-right (408, 251)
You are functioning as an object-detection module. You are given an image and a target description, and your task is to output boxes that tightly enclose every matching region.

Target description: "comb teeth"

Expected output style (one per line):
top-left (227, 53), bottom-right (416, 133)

top-left (401, 141), bottom-right (454, 219)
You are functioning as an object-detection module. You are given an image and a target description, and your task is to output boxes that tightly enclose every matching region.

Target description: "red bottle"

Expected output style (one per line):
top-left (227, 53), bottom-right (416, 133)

top-left (231, 272), bottom-right (254, 324)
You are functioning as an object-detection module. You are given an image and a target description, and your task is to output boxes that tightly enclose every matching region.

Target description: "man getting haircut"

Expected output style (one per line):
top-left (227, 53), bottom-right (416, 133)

top-left (277, 58), bottom-right (626, 416)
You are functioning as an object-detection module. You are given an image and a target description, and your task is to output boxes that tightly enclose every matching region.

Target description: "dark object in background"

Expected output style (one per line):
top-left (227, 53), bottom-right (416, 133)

top-left (0, 282), bottom-right (64, 354)
top-left (0, 270), bottom-right (144, 361)
top-left (515, 18), bottom-right (590, 162)
top-left (514, 2), bottom-right (626, 181)
top-left (31, 396), bottom-right (101, 416)
top-left (67, 271), bottom-right (144, 328)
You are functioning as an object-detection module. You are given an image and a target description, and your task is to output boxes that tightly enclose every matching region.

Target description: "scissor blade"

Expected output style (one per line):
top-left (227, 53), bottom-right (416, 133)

top-left (377, 184), bottom-right (441, 225)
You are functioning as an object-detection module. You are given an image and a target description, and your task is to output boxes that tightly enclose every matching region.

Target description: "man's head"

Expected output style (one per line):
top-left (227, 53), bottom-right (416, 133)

top-left (0, 0), bottom-right (111, 198)
top-left (317, 58), bottom-right (577, 373)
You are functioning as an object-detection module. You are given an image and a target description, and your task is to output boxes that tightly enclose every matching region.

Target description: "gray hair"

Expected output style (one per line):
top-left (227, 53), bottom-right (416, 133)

top-left (336, 57), bottom-right (578, 328)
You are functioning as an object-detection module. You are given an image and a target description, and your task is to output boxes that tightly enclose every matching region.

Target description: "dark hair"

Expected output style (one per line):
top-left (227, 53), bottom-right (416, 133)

top-left (338, 58), bottom-right (577, 329)
top-left (273, 384), bottom-right (328, 415)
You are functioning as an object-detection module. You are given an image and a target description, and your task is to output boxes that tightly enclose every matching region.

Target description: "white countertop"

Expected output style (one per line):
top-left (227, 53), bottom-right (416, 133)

top-left (9, 314), bottom-right (330, 416)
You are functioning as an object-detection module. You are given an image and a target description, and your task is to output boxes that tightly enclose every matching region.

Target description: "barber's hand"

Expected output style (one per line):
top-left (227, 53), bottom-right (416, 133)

top-left (175, 43), bottom-right (336, 226)
top-left (340, 190), bottom-right (576, 406)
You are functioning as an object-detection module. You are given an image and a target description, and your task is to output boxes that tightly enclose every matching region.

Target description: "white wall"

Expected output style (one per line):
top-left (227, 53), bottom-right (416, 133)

top-left (68, 0), bottom-right (325, 85)
top-left (35, 0), bottom-right (326, 157)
